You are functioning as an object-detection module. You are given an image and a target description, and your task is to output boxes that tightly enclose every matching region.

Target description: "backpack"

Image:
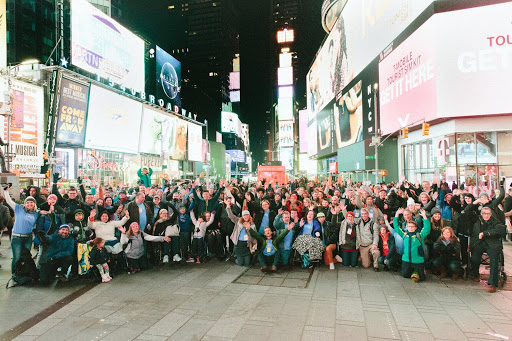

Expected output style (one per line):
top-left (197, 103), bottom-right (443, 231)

top-left (6, 247), bottom-right (39, 288)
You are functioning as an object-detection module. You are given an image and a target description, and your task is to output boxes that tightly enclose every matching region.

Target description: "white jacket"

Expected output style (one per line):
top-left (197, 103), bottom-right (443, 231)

top-left (88, 216), bottom-right (129, 241)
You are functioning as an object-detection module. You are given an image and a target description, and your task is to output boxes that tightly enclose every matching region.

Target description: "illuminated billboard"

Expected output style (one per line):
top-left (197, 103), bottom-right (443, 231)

top-left (71, 0), bottom-right (144, 92)
top-left (307, 0), bottom-right (433, 118)
top-left (85, 85), bottom-right (142, 154)
top-left (229, 72), bottom-right (240, 90)
top-left (279, 121), bottom-right (294, 147)
top-left (278, 67), bottom-right (293, 86)
top-left (277, 29), bottom-right (294, 43)
top-left (229, 90), bottom-right (240, 103)
top-left (188, 122), bottom-right (202, 162)
top-left (139, 107), bottom-right (177, 156)
top-left (280, 147), bottom-right (293, 170)
top-left (156, 46), bottom-right (181, 111)
top-left (278, 97), bottom-right (293, 121)
top-left (0, 80), bottom-right (44, 172)
top-left (299, 110), bottom-right (308, 153)
top-left (227, 149), bottom-right (246, 163)
top-left (172, 118), bottom-right (188, 160)
top-left (280, 52), bottom-right (292, 68)
top-left (221, 111), bottom-right (240, 135)
top-left (56, 78), bottom-right (90, 147)
top-left (279, 86), bottom-right (293, 99)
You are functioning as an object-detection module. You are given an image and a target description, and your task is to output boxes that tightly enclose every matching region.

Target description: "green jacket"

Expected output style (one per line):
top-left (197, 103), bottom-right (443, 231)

top-left (393, 217), bottom-right (431, 264)
top-left (249, 228), bottom-right (289, 251)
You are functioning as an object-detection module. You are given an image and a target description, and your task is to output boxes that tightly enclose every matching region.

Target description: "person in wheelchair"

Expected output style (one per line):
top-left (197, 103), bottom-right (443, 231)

top-left (432, 227), bottom-right (462, 280)
top-left (151, 207), bottom-right (181, 263)
top-left (470, 207), bottom-right (506, 292)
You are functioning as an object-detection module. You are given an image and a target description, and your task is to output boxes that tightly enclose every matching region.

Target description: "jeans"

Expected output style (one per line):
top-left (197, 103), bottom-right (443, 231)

top-left (180, 232), bottom-right (191, 258)
top-left (191, 237), bottom-right (204, 259)
top-left (432, 256), bottom-right (462, 274)
top-left (206, 231), bottom-right (224, 259)
top-left (277, 249), bottom-right (291, 266)
top-left (342, 249), bottom-right (358, 267)
top-left (39, 256), bottom-right (73, 285)
top-left (11, 235), bottom-right (33, 274)
top-left (402, 261), bottom-right (426, 281)
top-left (163, 236), bottom-right (180, 257)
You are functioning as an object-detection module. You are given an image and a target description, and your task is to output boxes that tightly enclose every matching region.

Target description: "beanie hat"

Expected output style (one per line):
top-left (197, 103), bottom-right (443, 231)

top-left (431, 207), bottom-right (441, 216)
top-left (24, 196), bottom-right (36, 204)
top-left (129, 222), bottom-right (139, 229)
top-left (316, 212), bottom-right (325, 218)
top-left (407, 198), bottom-right (415, 207)
top-left (159, 208), bottom-right (168, 215)
top-left (58, 224), bottom-right (70, 231)
top-left (479, 192), bottom-right (489, 199)
top-left (345, 211), bottom-right (355, 218)
top-left (242, 210), bottom-right (250, 216)
top-left (47, 194), bottom-right (58, 202)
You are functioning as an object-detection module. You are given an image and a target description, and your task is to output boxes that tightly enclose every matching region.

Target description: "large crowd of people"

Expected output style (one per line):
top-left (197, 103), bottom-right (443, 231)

top-left (1, 171), bottom-right (511, 293)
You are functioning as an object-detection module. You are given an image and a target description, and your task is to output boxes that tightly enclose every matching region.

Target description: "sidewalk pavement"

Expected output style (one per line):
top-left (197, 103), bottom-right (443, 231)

top-left (2, 237), bottom-right (512, 340)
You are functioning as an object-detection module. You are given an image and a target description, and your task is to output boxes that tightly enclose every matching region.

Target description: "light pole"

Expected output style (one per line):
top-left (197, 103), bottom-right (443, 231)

top-left (372, 83), bottom-right (380, 185)
top-left (1, 59), bottom-right (40, 172)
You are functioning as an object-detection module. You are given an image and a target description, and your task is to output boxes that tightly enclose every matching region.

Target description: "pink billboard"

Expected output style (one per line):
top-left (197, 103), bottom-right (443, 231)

top-left (299, 109), bottom-right (308, 153)
top-left (379, 19), bottom-right (437, 135)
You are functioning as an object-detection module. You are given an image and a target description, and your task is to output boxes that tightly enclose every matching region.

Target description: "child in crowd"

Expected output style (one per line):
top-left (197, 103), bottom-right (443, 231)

top-left (89, 237), bottom-right (111, 283)
top-left (377, 217), bottom-right (396, 271)
top-left (177, 205), bottom-right (193, 262)
top-left (393, 208), bottom-right (431, 283)
top-left (226, 203), bottom-right (257, 267)
top-left (190, 211), bottom-right (215, 263)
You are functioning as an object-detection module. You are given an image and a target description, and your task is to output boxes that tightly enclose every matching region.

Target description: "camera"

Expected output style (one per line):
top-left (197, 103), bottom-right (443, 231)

top-left (2, 182), bottom-right (12, 190)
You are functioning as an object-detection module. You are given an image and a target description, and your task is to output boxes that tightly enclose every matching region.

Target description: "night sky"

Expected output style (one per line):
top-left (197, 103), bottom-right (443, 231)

top-left (120, 0), bottom-right (326, 165)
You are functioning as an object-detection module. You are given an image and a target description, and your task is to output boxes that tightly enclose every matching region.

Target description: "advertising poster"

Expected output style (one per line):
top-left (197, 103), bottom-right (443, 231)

top-left (316, 103), bottom-right (334, 158)
top-left (307, 118), bottom-right (317, 158)
top-left (139, 107), bottom-right (177, 156)
top-left (202, 140), bottom-right (209, 164)
top-left (299, 109), bottom-right (308, 153)
top-left (172, 118), bottom-right (188, 160)
top-left (435, 2), bottom-right (512, 117)
top-left (71, 0), bottom-right (144, 92)
top-left (56, 78), bottom-right (90, 146)
top-left (280, 147), bottom-right (294, 170)
top-left (279, 121), bottom-right (294, 148)
top-left (221, 111), bottom-right (240, 134)
top-left (379, 18), bottom-right (437, 135)
top-left (11, 90), bottom-right (24, 128)
top-left (84, 85), bottom-right (142, 154)
top-left (187, 122), bottom-right (202, 162)
top-left (156, 45), bottom-right (181, 111)
top-left (307, 0), bottom-right (433, 120)
top-left (0, 80), bottom-right (44, 172)
top-left (334, 80), bottom-right (363, 149)
top-left (227, 149), bottom-right (245, 163)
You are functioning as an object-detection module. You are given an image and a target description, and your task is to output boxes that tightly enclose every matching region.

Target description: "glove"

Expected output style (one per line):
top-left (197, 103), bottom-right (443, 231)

top-left (77, 177), bottom-right (83, 185)
top-left (53, 173), bottom-right (61, 183)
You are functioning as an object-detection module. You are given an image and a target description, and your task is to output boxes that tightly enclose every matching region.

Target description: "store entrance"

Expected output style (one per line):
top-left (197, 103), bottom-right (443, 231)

top-left (458, 164), bottom-right (499, 195)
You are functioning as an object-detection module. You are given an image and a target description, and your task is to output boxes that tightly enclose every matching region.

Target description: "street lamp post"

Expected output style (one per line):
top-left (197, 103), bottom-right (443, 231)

top-left (372, 83), bottom-right (380, 185)
top-left (1, 59), bottom-right (40, 173)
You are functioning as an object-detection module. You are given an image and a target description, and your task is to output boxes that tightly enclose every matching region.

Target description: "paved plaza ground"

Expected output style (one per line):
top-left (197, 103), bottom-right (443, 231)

top-left (1, 235), bottom-right (512, 341)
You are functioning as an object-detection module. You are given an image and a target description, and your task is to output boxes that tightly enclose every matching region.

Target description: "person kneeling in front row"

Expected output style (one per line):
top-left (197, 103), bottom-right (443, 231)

top-left (38, 224), bottom-right (75, 285)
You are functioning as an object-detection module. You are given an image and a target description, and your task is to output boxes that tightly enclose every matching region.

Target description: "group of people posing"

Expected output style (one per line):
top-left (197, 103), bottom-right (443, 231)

top-left (1, 173), bottom-right (510, 293)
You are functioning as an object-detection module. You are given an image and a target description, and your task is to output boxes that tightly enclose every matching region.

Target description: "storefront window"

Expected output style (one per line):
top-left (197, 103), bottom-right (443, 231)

top-left (457, 133), bottom-right (476, 165)
top-left (476, 132), bottom-right (497, 164)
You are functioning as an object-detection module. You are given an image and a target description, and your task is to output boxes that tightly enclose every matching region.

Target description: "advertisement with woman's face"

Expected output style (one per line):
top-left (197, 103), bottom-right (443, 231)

top-left (334, 80), bottom-right (363, 149)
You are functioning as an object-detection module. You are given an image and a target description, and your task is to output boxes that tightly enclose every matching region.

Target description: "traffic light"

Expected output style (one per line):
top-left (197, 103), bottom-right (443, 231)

top-left (402, 127), bottom-right (409, 138)
top-left (422, 123), bottom-right (430, 136)
top-left (380, 169), bottom-right (388, 177)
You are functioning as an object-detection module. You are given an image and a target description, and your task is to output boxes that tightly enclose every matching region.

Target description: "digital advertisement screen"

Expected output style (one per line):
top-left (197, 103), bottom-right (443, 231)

top-left (379, 19), bottom-right (437, 135)
top-left (308, 0), bottom-right (433, 119)
top-left (229, 90), bottom-right (240, 103)
top-left (316, 103), bottom-right (335, 158)
top-left (172, 118), bottom-right (188, 160)
top-left (278, 97), bottom-right (293, 120)
top-left (279, 121), bottom-right (294, 148)
top-left (279, 86), bottom-right (293, 99)
top-left (0, 80), bottom-right (44, 172)
top-left (227, 149), bottom-right (245, 163)
top-left (299, 110), bottom-right (308, 153)
top-left (139, 107), bottom-right (177, 156)
top-left (334, 80), bottom-right (363, 149)
top-left (229, 72), bottom-right (240, 90)
top-left (85, 85), bottom-right (142, 154)
top-left (188, 122), bottom-right (202, 162)
top-left (279, 147), bottom-right (294, 170)
top-left (221, 111), bottom-right (240, 134)
top-left (307, 118), bottom-right (317, 158)
top-left (71, 0), bottom-right (144, 92)
top-left (278, 67), bottom-right (293, 86)
top-left (56, 78), bottom-right (90, 146)
top-left (156, 45), bottom-right (181, 111)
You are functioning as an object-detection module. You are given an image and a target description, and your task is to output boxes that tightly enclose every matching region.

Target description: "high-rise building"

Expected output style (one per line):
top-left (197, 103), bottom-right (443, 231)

top-left (167, 0), bottom-right (239, 137)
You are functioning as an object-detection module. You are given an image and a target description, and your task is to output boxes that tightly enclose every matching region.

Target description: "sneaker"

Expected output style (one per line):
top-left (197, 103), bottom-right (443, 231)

top-left (186, 257), bottom-right (195, 263)
top-left (487, 285), bottom-right (497, 293)
top-left (102, 278), bottom-right (109, 283)
top-left (411, 274), bottom-right (420, 283)
top-left (329, 263), bottom-right (335, 270)
top-left (107, 276), bottom-right (112, 281)
top-left (334, 255), bottom-right (343, 263)
top-left (270, 265), bottom-right (277, 272)
top-left (261, 266), bottom-right (269, 272)
top-left (196, 257), bottom-right (201, 264)
top-left (173, 254), bottom-right (182, 262)
top-left (163, 255), bottom-right (169, 263)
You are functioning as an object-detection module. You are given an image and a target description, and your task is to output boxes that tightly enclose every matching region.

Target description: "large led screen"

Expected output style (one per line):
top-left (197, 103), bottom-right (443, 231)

top-left (85, 85), bottom-right (142, 154)
top-left (279, 121), bottom-right (293, 148)
top-left (156, 45), bottom-right (181, 111)
top-left (307, 0), bottom-right (433, 118)
top-left (221, 111), bottom-right (240, 134)
top-left (307, 118), bottom-right (317, 158)
top-left (334, 80), bottom-right (363, 149)
top-left (227, 149), bottom-right (245, 163)
top-left (379, 19), bottom-right (437, 135)
top-left (56, 78), bottom-right (90, 146)
top-left (280, 147), bottom-right (293, 170)
top-left (188, 122), bottom-right (202, 162)
top-left (71, 0), bottom-right (144, 92)
top-left (139, 107), bottom-right (177, 156)
top-left (299, 110), bottom-right (308, 153)
top-left (0, 80), bottom-right (44, 172)
top-left (173, 118), bottom-right (188, 160)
